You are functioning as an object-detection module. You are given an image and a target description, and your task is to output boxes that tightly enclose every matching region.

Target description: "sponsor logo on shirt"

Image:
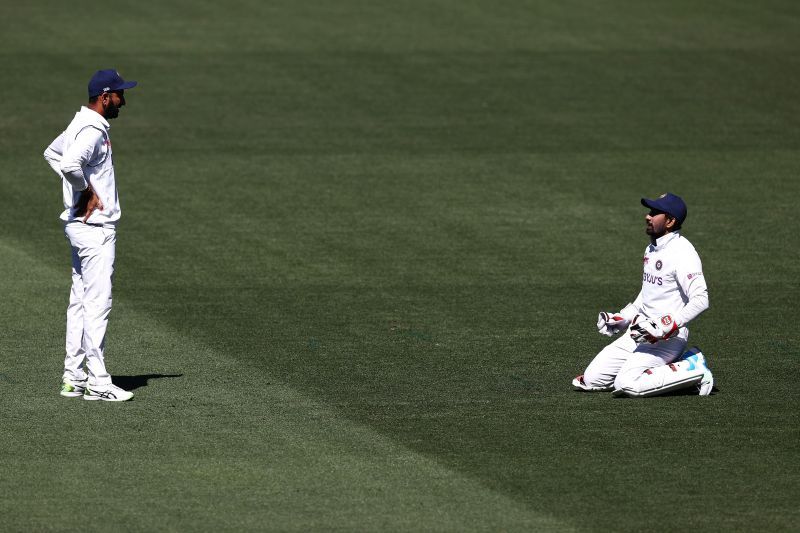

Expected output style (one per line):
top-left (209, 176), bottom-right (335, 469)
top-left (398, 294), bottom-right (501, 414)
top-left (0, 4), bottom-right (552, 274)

top-left (687, 272), bottom-right (703, 280)
top-left (643, 272), bottom-right (663, 286)
top-left (643, 256), bottom-right (650, 265)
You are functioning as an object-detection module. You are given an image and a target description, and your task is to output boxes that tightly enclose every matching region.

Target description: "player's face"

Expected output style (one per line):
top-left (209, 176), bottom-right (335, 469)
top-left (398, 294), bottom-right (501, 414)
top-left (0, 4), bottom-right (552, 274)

top-left (103, 90), bottom-right (125, 120)
top-left (646, 210), bottom-right (670, 238)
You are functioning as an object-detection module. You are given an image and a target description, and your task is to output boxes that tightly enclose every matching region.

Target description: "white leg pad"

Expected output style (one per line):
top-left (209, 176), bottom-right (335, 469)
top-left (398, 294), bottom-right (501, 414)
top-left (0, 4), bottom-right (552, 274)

top-left (613, 359), bottom-right (705, 398)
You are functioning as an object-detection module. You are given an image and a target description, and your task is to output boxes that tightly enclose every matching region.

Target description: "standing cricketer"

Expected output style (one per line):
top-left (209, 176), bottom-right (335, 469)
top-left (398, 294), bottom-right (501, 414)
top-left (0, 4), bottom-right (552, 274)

top-left (43, 69), bottom-right (137, 401)
top-left (573, 193), bottom-right (714, 397)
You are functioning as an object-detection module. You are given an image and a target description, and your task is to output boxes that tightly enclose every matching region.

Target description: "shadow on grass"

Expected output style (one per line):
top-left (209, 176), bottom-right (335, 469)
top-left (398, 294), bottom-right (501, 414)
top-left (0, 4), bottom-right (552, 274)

top-left (609, 386), bottom-right (721, 398)
top-left (112, 374), bottom-right (183, 391)
top-left (660, 386), bottom-right (721, 397)
top-left (573, 386), bottom-right (721, 398)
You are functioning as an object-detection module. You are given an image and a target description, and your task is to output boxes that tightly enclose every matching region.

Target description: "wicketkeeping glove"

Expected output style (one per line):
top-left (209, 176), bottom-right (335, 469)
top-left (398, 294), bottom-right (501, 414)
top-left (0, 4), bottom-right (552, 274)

top-left (597, 312), bottom-right (630, 337)
top-left (629, 314), bottom-right (680, 344)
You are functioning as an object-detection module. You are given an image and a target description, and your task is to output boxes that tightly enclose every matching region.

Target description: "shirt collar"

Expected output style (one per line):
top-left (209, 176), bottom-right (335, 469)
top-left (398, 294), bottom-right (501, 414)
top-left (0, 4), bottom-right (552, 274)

top-left (80, 106), bottom-right (111, 130)
top-left (649, 231), bottom-right (680, 251)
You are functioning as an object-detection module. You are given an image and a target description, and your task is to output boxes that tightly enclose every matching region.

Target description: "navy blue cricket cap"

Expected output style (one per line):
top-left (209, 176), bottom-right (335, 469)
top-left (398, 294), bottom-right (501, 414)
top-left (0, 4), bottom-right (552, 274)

top-left (88, 69), bottom-right (137, 98)
top-left (641, 192), bottom-right (687, 224)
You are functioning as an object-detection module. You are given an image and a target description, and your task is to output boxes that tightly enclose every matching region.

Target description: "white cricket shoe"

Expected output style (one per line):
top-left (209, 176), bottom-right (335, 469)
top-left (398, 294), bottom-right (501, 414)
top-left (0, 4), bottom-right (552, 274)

top-left (680, 347), bottom-right (714, 396)
top-left (84, 383), bottom-right (134, 402)
top-left (695, 354), bottom-right (715, 396)
top-left (60, 379), bottom-right (87, 398)
top-left (572, 374), bottom-right (613, 392)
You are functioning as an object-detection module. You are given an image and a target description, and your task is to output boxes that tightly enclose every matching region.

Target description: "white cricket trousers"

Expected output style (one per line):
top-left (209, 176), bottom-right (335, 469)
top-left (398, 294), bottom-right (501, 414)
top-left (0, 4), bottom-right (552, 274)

top-left (63, 223), bottom-right (116, 386)
top-left (583, 331), bottom-right (687, 392)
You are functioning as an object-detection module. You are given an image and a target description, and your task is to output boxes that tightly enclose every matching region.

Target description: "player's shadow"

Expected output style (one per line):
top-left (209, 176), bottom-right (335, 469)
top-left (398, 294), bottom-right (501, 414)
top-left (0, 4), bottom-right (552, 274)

top-left (610, 386), bottom-right (720, 398)
top-left (111, 373), bottom-right (183, 391)
top-left (661, 385), bottom-right (720, 397)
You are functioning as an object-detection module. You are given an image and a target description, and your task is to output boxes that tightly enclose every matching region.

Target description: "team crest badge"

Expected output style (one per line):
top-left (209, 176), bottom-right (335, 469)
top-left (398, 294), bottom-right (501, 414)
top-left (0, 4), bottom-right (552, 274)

top-left (655, 260), bottom-right (662, 270)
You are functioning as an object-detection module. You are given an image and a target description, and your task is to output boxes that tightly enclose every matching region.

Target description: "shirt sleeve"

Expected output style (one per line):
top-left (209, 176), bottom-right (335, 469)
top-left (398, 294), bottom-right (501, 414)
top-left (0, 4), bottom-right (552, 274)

top-left (43, 131), bottom-right (66, 178)
top-left (619, 292), bottom-right (643, 322)
top-left (675, 248), bottom-right (709, 326)
top-left (59, 126), bottom-right (104, 191)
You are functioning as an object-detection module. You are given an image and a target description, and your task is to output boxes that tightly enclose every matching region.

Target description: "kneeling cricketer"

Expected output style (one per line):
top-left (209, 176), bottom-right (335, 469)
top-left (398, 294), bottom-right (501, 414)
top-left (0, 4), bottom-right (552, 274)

top-left (573, 193), bottom-right (714, 397)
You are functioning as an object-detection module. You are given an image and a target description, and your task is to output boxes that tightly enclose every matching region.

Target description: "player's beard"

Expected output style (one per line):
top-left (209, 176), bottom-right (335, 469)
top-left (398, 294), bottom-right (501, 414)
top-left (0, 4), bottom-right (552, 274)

top-left (104, 101), bottom-right (120, 120)
top-left (646, 221), bottom-right (667, 241)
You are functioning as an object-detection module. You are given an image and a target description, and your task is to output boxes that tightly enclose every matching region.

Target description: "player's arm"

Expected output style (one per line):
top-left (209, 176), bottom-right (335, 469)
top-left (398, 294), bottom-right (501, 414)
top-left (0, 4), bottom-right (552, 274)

top-left (631, 258), bottom-right (708, 344)
top-left (620, 295), bottom-right (641, 322)
top-left (59, 127), bottom-right (103, 191)
top-left (675, 251), bottom-right (709, 327)
top-left (43, 131), bottom-right (66, 178)
top-left (60, 128), bottom-right (105, 221)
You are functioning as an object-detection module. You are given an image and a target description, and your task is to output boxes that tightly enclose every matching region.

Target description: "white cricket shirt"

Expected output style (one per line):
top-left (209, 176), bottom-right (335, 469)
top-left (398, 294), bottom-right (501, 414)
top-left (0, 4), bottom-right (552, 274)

top-left (44, 107), bottom-right (120, 226)
top-left (621, 231), bottom-right (709, 335)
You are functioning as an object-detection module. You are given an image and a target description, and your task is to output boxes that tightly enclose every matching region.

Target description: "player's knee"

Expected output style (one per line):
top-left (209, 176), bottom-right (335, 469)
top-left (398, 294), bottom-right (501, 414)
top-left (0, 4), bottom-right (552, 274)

top-left (613, 371), bottom-right (647, 397)
top-left (583, 368), bottom-right (614, 389)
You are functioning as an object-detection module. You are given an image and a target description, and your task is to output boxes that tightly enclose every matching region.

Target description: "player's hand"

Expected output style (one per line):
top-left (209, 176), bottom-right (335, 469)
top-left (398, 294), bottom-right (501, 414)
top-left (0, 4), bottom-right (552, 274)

top-left (74, 186), bottom-right (104, 222)
top-left (630, 314), bottom-right (679, 344)
top-left (597, 312), bottom-right (630, 336)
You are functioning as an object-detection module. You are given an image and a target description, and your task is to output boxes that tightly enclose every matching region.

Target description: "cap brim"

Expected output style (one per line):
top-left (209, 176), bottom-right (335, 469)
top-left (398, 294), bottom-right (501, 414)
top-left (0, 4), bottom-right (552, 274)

top-left (641, 198), bottom-right (662, 211)
top-left (117, 80), bottom-right (137, 90)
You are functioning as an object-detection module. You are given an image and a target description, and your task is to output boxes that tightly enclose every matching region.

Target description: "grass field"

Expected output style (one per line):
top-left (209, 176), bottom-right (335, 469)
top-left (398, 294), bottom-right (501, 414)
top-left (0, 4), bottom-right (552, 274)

top-left (1, 0), bottom-right (799, 531)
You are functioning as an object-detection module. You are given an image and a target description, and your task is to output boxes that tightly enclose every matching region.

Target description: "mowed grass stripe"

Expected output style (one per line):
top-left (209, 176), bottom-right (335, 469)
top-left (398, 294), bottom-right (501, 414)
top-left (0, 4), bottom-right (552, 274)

top-left (6, 142), bottom-right (798, 530)
top-left (0, 238), bottom-right (576, 532)
top-left (3, 0), bottom-right (799, 529)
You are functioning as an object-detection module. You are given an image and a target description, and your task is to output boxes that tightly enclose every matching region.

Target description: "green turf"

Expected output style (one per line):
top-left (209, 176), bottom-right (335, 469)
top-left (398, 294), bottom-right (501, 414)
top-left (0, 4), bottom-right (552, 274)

top-left (1, 0), bottom-right (798, 531)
